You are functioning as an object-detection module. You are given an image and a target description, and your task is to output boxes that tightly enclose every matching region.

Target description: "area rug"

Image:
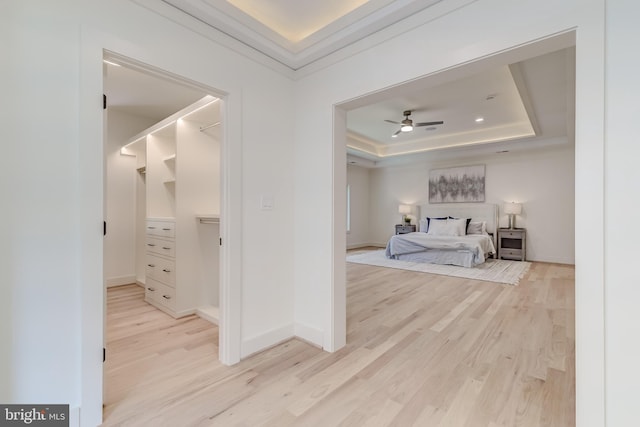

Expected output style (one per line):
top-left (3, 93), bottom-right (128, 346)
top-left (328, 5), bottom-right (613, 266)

top-left (346, 250), bottom-right (531, 285)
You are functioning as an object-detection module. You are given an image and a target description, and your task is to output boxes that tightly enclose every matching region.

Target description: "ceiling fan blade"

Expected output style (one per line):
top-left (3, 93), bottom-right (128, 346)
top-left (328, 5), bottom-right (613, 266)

top-left (385, 119), bottom-right (401, 124)
top-left (392, 129), bottom-right (402, 136)
top-left (415, 121), bottom-right (444, 127)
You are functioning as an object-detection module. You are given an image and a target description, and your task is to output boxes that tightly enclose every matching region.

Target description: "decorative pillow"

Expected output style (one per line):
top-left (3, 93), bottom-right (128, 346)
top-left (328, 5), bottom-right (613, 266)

top-left (449, 216), bottom-right (472, 235)
top-left (427, 218), bottom-right (467, 236)
top-left (419, 219), bottom-right (429, 233)
top-left (426, 219), bottom-right (450, 235)
top-left (448, 218), bottom-right (468, 236)
top-left (425, 216), bottom-right (447, 232)
top-left (467, 221), bottom-right (487, 235)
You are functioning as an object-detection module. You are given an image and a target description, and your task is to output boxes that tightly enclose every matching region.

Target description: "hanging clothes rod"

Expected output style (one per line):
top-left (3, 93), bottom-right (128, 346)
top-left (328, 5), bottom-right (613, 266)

top-left (196, 215), bottom-right (220, 224)
top-left (200, 122), bottom-right (221, 132)
top-left (199, 218), bottom-right (220, 224)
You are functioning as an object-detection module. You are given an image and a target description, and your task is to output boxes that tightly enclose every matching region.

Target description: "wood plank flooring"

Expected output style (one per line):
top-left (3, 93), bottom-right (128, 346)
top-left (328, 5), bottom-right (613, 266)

top-left (103, 259), bottom-right (575, 426)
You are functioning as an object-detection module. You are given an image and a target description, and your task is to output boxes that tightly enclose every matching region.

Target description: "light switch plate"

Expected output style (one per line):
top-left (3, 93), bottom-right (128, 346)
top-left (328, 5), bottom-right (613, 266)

top-left (261, 194), bottom-right (274, 210)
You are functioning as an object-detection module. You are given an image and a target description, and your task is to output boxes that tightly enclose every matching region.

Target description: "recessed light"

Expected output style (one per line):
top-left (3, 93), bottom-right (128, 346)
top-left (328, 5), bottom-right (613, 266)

top-left (425, 126), bottom-right (437, 131)
top-left (475, 117), bottom-right (484, 123)
top-left (497, 150), bottom-right (510, 153)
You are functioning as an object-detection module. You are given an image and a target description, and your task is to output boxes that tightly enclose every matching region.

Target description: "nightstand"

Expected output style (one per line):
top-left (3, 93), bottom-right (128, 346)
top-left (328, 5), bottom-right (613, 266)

top-left (498, 228), bottom-right (526, 261)
top-left (395, 224), bottom-right (416, 235)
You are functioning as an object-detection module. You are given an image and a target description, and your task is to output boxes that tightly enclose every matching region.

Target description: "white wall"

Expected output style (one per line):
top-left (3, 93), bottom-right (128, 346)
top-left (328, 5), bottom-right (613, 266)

top-left (367, 145), bottom-right (575, 264)
top-left (604, 1), bottom-right (640, 425)
top-left (1, 1), bottom-right (295, 425)
top-left (346, 165), bottom-right (371, 248)
top-left (7, 0), bottom-right (640, 425)
top-left (105, 109), bottom-right (156, 287)
top-left (293, 0), bottom-right (606, 425)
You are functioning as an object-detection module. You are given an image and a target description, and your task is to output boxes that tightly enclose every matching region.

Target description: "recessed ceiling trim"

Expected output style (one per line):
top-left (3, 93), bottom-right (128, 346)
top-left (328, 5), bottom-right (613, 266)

top-left (159, 0), bottom-right (444, 70)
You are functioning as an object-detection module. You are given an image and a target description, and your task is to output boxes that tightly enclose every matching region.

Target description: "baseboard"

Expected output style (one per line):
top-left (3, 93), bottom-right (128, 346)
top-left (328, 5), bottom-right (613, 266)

top-left (241, 323), bottom-right (294, 359)
top-left (196, 305), bottom-right (219, 325)
top-left (294, 322), bottom-right (324, 348)
top-left (105, 275), bottom-right (137, 287)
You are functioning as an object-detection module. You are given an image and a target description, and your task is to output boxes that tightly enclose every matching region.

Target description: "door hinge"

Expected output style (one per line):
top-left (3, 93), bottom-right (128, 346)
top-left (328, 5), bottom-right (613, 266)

top-left (103, 94), bottom-right (107, 110)
top-left (103, 347), bottom-right (106, 362)
top-left (219, 238), bottom-right (222, 246)
top-left (103, 221), bottom-right (107, 236)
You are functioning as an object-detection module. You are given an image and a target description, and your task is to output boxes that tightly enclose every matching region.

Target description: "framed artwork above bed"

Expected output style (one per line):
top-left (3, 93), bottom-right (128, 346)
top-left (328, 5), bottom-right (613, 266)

top-left (429, 164), bottom-right (485, 203)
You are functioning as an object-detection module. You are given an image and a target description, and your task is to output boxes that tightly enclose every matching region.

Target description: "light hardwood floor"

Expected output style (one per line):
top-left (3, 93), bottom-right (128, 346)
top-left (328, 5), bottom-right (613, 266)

top-left (103, 258), bottom-right (575, 426)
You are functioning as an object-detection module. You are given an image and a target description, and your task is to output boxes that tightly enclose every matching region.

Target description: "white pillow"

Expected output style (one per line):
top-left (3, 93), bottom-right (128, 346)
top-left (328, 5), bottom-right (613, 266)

top-left (449, 218), bottom-right (468, 236)
top-left (467, 221), bottom-right (487, 235)
top-left (427, 218), bottom-right (466, 236)
top-left (419, 219), bottom-right (429, 233)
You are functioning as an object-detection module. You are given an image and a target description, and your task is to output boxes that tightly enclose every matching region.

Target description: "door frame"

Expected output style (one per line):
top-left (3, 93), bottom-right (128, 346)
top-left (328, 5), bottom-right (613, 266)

top-left (80, 32), bottom-right (243, 425)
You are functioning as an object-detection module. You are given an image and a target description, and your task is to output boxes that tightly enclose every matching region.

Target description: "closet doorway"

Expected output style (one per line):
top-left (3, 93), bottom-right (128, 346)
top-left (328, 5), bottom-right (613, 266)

top-left (102, 54), bottom-right (226, 422)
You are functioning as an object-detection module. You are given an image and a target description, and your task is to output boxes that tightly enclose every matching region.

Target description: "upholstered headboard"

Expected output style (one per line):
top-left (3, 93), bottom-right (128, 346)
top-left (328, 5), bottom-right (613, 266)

top-left (418, 203), bottom-right (498, 248)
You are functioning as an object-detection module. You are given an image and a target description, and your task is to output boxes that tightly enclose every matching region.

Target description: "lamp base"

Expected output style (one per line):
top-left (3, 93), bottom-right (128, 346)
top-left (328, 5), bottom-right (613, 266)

top-left (508, 214), bottom-right (516, 229)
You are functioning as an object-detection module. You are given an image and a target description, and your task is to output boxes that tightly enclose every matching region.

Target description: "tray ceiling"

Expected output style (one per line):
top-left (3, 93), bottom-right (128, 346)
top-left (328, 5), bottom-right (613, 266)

top-left (160, 0), bottom-right (443, 70)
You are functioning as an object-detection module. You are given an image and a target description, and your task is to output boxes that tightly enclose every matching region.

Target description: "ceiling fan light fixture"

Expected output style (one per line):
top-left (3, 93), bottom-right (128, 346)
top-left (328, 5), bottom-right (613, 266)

top-left (400, 124), bottom-right (413, 132)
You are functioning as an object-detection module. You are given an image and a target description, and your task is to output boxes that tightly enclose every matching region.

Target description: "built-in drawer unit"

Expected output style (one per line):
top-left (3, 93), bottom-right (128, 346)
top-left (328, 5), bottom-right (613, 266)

top-left (145, 278), bottom-right (176, 311)
top-left (145, 236), bottom-right (176, 258)
top-left (145, 254), bottom-right (176, 287)
top-left (144, 218), bottom-right (177, 316)
top-left (145, 220), bottom-right (176, 239)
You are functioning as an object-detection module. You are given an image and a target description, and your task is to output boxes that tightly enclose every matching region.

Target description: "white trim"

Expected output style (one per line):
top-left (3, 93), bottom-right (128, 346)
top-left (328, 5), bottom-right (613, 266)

top-left (332, 25), bottom-right (605, 426)
top-left (217, 90), bottom-right (243, 366)
top-left (241, 324), bottom-right (294, 359)
top-left (80, 27), bottom-right (245, 425)
top-left (328, 106), bottom-right (348, 352)
top-left (79, 27), bottom-right (106, 427)
top-left (196, 306), bottom-right (219, 325)
top-left (105, 275), bottom-right (137, 288)
top-left (294, 322), bottom-right (324, 348)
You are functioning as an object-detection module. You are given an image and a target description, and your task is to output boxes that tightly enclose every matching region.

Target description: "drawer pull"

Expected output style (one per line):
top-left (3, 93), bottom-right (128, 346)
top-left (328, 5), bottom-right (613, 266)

top-left (147, 243), bottom-right (156, 247)
top-left (147, 287), bottom-right (155, 291)
top-left (162, 295), bottom-right (171, 300)
top-left (162, 269), bottom-right (171, 273)
top-left (148, 226), bottom-right (156, 229)
top-left (147, 264), bottom-right (155, 267)
top-left (162, 246), bottom-right (171, 250)
top-left (162, 228), bottom-right (171, 231)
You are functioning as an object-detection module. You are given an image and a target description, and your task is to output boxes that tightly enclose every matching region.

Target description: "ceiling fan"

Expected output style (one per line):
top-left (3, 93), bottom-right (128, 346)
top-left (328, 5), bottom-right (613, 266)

top-left (385, 110), bottom-right (443, 137)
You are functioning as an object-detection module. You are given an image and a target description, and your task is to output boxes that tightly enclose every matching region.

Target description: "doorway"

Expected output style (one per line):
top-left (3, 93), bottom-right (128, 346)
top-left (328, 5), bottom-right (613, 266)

top-left (102, 53), bottom-right (228, 421)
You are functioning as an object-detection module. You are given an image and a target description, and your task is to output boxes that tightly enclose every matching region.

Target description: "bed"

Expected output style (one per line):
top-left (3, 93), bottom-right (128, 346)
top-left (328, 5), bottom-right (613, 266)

top-left (385, 203), bottom-right (498, 268)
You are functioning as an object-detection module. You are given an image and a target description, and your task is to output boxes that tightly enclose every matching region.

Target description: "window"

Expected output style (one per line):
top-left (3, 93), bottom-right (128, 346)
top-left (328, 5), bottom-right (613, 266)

top-left (346, 184), bottom-right (351, 233)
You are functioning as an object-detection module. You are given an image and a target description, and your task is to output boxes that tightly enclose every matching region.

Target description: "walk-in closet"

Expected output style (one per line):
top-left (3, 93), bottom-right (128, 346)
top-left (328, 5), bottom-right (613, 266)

top-left (122, 96), bottom-right (222, 321)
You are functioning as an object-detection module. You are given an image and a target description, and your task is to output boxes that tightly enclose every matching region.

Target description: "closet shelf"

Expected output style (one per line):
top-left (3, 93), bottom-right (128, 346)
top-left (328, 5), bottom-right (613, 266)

top-left (163, 178), bottom-right (176, 184)
top-left (137, 166), bottom-right (146, 174)
top-left (163, 154), bottom-right (176, 163)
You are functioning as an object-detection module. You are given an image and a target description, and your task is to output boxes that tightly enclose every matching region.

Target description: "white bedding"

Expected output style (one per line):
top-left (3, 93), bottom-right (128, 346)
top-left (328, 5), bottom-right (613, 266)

top-left (385, 232), bottom-right (496, 268)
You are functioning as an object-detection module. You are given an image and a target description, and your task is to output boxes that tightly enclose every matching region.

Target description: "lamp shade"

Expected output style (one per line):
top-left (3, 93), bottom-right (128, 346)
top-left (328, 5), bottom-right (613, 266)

top-left (398, 204), bottom-right (411, 214)
top-left (503, 202), bottom-right (522, 215)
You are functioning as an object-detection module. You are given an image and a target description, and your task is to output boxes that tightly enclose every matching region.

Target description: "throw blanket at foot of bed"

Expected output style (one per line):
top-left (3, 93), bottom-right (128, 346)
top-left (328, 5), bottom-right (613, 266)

top-left (385, 232), bottom-right (495, 268)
